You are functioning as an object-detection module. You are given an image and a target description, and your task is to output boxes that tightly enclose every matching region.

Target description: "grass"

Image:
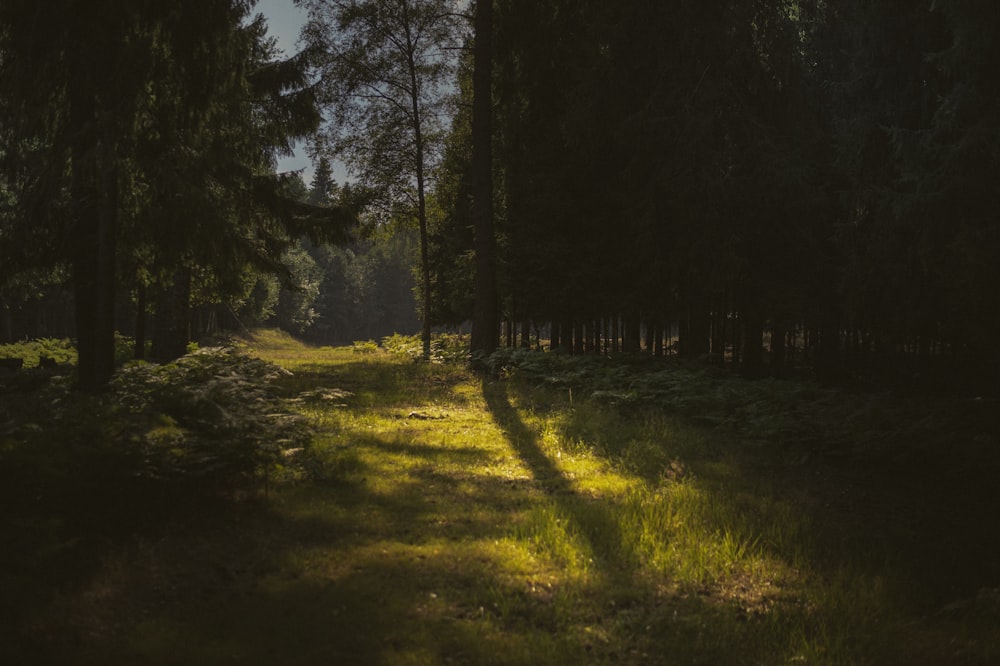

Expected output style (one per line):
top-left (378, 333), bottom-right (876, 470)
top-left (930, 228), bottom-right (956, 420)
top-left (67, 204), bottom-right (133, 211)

top-left (2, 328), bottom-right (998, 664)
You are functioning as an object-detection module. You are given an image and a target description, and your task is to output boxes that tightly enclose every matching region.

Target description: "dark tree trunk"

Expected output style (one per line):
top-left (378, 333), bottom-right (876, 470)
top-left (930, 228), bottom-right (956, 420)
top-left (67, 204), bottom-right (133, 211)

top-left (70, 99), bottom-right (117, 392)
top-left (770, 322), bottom-right (787, 376)
top-left (470, 0), bottom-right (498, 357)
top-left (680, 305), bottom-right (710, 358)
top-left (560, 316), bottom-right (573, 353)
top-left (817, 314), bottom-right (841, 381)
top-left (653, 319), bottom-right (664, 357)
top-left (573, 320), bottom-right (584, 355)
top-left (623, 310), bottom-right (641, 353)
top-left (1, 302), bottom-right (11, 343)
top-left (134, 282), bottom-right (147, 360)
top-left (739, 285), bottom-right (764, 377)
top-left (711, 306), bottom-right (725, 363)
top-left (731, 312), bottom-right (741, 365)
top-left (151, 268), bottom-right (192, 363)
top-left (740, 303), bottom-right (764, 378)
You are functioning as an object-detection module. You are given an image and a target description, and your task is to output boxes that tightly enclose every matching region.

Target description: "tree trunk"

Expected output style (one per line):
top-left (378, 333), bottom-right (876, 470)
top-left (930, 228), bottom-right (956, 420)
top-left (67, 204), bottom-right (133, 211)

top-left (711, 305), bottom-right (725, 363)
top-left (151, 267), bottom-right (192, 363)
top-left (403, 16), bottom-right (434, 362)
top-left (623, 310), bottom-right (641, 353)
top-left (740, 304), bottom-right (764, 378)
top-left (470, 0), bottom-right (498, 358)
top-left (70, 93), bottom-right (117, 392)
top-left (134, 282), bottom-right (147, 360)
top-left (680, 304), bottom-right (710, 358)
top-left (770, 322), bottom-right (787, 376)
top-left (817, 314), bottom-right (841, 381)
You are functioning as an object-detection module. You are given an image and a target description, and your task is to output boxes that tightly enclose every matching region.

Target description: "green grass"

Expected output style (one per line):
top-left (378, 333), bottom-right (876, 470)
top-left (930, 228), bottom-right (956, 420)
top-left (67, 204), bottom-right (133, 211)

top-left (2, 329), bottom-right (998, 664)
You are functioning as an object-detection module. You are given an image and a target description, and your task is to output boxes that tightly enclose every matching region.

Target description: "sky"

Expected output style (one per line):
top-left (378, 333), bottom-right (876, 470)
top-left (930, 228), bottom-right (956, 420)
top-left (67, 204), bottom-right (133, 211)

top-left (253, 0), bottom-right (317, 185)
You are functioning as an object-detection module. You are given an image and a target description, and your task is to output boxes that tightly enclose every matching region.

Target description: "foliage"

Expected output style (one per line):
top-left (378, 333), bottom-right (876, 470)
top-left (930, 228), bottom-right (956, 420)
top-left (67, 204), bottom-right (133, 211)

top-left (299, 0), bottom-right (466, 360)
top-left (109, 347), bottom-right (312, 488)
top-left (0, 0), bottom-right (355, 384)
top-left (301, 230), bottom-right (421, 345)
top-left (351, 339), bottom-right (380, 354)
top-left (484, 347), bottom-right (999, 464)
top-left (274, 243), bottom-right (324, 334)
top-left (424, 0), bottom-right (1000, 386)
top-left (1, 345), bottom-right (311, 506)
top-left (3, 334), bottom-right (998, 663)
top-left (0, 338), bottom-right (76, 368)
top-left (382, 331), bottom-right (469, 363)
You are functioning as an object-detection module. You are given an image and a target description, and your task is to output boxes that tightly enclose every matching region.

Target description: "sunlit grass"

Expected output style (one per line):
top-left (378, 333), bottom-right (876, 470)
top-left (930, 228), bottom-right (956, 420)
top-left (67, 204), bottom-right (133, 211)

top-left (5, 331), bottom-right (997, 665)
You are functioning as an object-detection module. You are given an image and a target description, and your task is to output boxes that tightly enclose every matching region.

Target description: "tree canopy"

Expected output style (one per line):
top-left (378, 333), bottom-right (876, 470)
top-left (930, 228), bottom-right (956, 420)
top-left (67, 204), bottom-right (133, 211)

top-left (3, 0), bottom-right (998, 390)
top-left (0, 0), bottom-right (353, 387)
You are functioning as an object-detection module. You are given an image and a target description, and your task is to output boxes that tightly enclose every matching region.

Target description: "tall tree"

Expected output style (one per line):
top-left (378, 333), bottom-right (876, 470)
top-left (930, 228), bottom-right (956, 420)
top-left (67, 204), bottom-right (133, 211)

top-left (469, 0), bottom-right (498, 358)
top-left (0, 1), bottom-right (353, 384)
top-left (298, 0), bottom-right (463, 360)
top-left (0, 0), bottom-right (168, 389)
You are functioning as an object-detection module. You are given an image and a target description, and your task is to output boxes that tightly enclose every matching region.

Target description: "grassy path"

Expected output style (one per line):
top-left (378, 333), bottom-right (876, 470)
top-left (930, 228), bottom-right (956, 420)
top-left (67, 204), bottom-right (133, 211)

top-left (10, 331), bottom-right (998, 664)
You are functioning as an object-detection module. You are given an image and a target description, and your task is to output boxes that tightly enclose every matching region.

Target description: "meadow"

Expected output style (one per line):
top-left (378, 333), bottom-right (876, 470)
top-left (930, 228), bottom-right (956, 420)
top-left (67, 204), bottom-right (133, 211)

top-left (1, 330), bottom-right (998, 664)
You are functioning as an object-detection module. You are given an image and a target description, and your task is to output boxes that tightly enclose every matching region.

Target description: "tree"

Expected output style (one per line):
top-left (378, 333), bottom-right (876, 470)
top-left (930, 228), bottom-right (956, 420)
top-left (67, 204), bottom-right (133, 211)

top-left (0, 0), bottom-right (175, 389)
top-left (298, 0), bottom-right (464, 360)
top-left (468, 0), bottom-right (498, 358)
top-left (308, 156), bottom-right (339, 206)
top-left (0, 1), bottom-right (354, 386)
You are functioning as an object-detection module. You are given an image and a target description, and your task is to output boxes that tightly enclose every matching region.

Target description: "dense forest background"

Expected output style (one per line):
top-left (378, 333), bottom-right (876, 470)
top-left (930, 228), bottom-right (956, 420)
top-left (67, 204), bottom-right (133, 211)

top-left (2, 0), bottom-right (998, 391)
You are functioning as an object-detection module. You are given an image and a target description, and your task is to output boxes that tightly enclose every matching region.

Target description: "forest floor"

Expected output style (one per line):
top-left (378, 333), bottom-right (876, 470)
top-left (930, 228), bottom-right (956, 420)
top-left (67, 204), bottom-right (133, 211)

top-left (2, 329), bottom-right (999, 664)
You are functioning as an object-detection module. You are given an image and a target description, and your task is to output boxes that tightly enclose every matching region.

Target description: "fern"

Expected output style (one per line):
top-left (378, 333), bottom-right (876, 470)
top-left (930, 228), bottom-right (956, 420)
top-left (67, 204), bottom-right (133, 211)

top-left (111, 347), bottom-right (312, 489)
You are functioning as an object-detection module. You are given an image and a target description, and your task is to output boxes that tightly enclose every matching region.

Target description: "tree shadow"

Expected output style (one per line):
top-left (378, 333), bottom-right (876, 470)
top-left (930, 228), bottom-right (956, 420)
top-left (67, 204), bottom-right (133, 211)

top-left (480, 378), bottom-right (639, 577)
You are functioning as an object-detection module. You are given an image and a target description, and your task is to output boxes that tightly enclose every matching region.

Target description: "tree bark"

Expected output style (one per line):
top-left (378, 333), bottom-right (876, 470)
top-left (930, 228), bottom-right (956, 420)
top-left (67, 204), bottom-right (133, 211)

top-left (70, 88), bottom-right (117, 392)
top-left (151, 267), bottom-right (192, 363)
top-left (134, 282), bottom-right (147, 360)
top-left (623, 310), bottom-right (641, 353)
top-left (770, 322), bottom-right (787, 376)
top-left (470, 0), bottom-right (498, 358)
top-left (740, 304), bottom-right (764, 378)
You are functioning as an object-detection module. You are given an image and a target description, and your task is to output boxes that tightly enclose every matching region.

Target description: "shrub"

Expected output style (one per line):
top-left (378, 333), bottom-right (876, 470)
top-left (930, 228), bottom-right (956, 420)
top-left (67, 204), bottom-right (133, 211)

top-left (381, 332), bottom-right (422, 357)
top-left (110, 347), bottom-right (312, 491)
top-left (381, 332), bottom-right (469, 363)
top-left (351, 339), bottom-right (380, 355)
top-left (0, 337), bottom-right (76, 368)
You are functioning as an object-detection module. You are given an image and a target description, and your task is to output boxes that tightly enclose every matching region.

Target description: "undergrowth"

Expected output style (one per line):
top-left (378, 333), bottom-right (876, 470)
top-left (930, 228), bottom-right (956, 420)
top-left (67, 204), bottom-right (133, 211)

top-left (484, 346), bottom-right (1000, 464)
top-left (0, 346), bottom-right (313, 504)
top-left (2, 332), bottom-right (997, 664)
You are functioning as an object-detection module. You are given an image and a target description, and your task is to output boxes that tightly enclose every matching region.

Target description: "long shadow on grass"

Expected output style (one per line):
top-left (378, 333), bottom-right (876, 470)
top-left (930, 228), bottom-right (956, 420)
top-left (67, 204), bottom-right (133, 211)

top-left (481, 379), bottom-right (636, 576)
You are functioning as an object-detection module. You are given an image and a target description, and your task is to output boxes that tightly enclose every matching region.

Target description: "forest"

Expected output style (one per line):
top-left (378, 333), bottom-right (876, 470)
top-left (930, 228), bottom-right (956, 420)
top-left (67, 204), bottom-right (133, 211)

top-left (2, 0), bottom-right (997, 391)
top-left (2, 1), bottom-right (1000, 663)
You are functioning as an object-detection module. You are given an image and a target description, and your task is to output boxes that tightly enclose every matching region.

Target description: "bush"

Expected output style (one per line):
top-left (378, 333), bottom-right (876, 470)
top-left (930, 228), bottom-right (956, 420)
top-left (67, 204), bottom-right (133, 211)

top-left (0, 337), bottom-right (76, 368)
top-left (351, 339), bottom-right (380, 355)
top-left (381, 332), bottom-right (469, 363)
top-left (381, 332), bottom-right (422, 357)
top-left (110, 347), bottom-right (312, 491)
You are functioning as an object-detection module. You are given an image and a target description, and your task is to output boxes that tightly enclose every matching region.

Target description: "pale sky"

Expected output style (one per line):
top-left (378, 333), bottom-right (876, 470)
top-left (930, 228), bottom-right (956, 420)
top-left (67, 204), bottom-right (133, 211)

top-left (254, 0), bottom-right (316, 184)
